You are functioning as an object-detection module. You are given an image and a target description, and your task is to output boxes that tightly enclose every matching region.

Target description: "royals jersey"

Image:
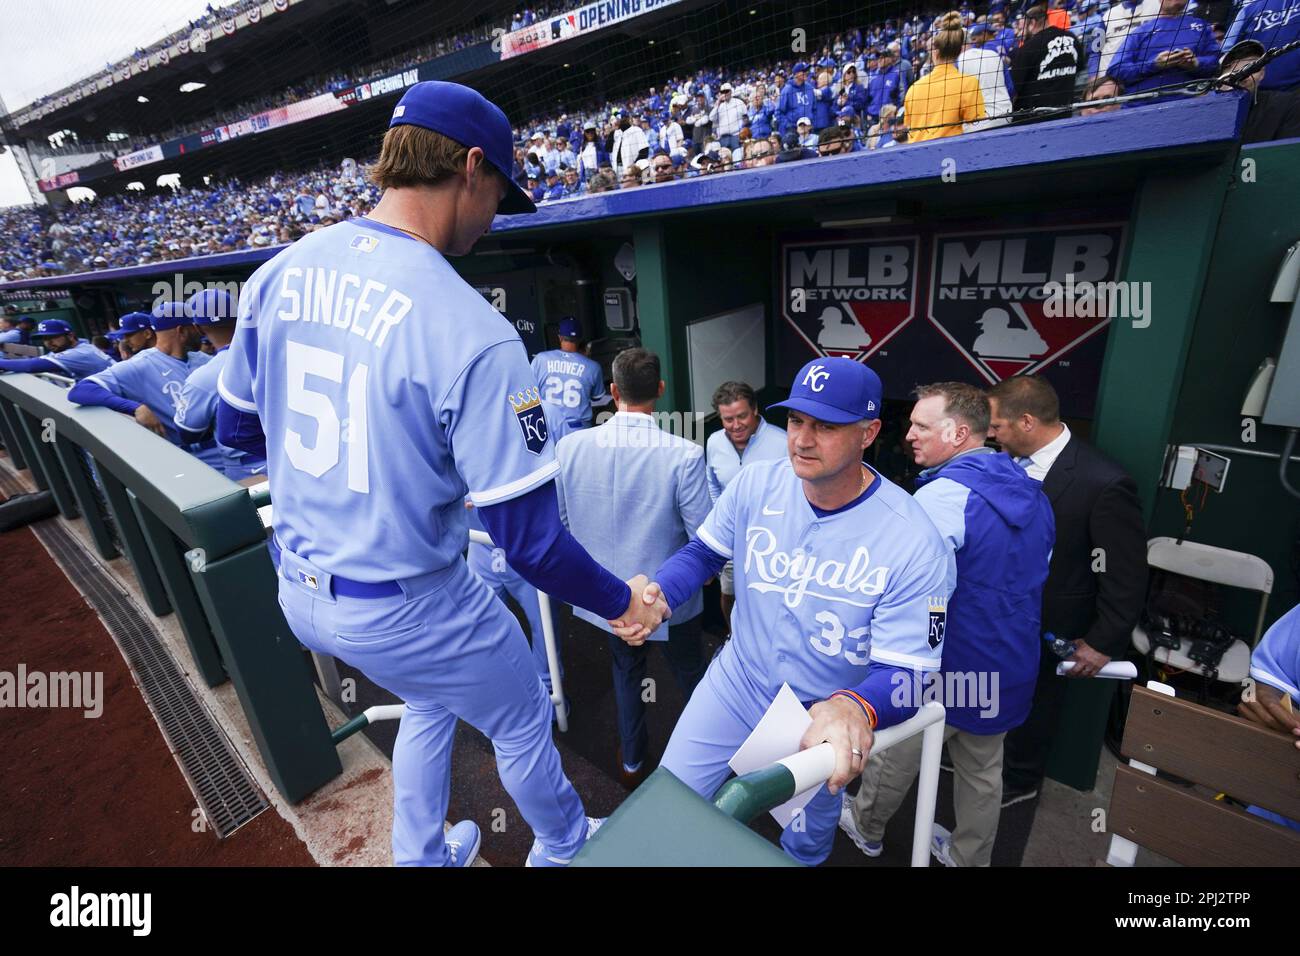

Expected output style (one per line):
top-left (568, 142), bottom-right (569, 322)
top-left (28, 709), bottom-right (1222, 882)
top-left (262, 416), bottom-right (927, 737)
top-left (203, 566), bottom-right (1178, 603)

top-left (84, 346), bottom-right (212, 448)
top-left (1252, 602), bottom-right (1300, 705)
top-left (696, 457), bottom-right (951, 704)
top-left (218, 218), bottom-right (560, 582)
top-left (175, 348), bottom-right (267, 480)
top-left (530, 348), bottom-right (607, 435)
top-left (44, 341), bottom-right (112, 380)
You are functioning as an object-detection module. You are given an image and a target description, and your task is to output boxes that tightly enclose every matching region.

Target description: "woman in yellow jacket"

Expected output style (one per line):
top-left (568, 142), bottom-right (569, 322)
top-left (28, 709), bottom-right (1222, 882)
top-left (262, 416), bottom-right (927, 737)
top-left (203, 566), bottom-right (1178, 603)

top-left (902, 11), bottom-right (987, 142)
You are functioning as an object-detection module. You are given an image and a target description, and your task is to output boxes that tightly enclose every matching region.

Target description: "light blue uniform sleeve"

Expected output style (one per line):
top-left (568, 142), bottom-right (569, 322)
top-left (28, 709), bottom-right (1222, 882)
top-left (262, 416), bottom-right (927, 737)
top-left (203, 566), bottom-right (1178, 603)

top-left (1252, 605), bottom-right (1300, 704)
top-left (0, 329), bottom-right (21, 344)
top-left (45, 345), bottom-right (110, 379)
top-left (441, 340), bottom-right (560, 506)
top-left (218, 293), bottom-right (260, 413)
top-left (864, 551), bottom-right (951, 673)
top-left (175, 373), bottom-right (218, 433)
top-left (696, 465), bottom-right (743, 559)
top-left (85, 360), bottom-right (134, 398)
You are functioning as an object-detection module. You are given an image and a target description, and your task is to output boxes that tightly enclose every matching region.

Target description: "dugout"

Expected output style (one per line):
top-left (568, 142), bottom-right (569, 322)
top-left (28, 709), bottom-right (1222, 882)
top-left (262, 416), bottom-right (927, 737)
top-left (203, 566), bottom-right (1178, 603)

top-left (4, 91), bottom-right (1298, 795)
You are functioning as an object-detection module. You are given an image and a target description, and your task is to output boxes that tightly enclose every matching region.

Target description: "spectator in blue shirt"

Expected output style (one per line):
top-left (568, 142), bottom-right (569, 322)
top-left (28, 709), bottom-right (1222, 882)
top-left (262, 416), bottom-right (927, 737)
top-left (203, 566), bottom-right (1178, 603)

top-left (776, 61), bottom-right (815, 135)
top-left (868, 46), bottom-right (908, 120)
top-left (1108, 0), bottom-right (1221, 101)
top-left (747, 86), bottom-right (776, 138)
top-left (841, 63), bottom-right (870, 115)
top-left (1224, 0), bottom-right (1300, 90)
top-left (812, 68), bottom-right (838, 129)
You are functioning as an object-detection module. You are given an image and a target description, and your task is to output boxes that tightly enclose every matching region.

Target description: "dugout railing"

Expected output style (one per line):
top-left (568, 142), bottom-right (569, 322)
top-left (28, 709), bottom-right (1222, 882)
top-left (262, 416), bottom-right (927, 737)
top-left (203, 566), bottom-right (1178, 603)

top-left (0, 372), bottom-right (341, 802)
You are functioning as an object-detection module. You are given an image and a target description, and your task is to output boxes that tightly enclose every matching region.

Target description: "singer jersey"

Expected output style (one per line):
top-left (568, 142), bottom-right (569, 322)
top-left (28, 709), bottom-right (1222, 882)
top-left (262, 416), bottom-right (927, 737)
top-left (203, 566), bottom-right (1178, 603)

top-left (218, 218), bottom-right (560, 582)
top-left (530, 348), bottom-right (607, 435)
top-left (695, 457), bottom-right (951, 704)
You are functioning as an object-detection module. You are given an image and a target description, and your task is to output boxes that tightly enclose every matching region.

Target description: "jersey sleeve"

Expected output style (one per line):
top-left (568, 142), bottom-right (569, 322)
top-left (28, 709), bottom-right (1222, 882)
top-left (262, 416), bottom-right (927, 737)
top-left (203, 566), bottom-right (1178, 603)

top-left (865, 550), bottom-right (951, 674)
top-left (174, 375), bottom-right (218, 434)
top-left (218, 279), bottom-right (261, 414)
top-left (45, 348), bottom-right (104, 379)
top-left (441, 339), bottom-right (560, 507)
top-left (696, 463), bottom-right (745, 559)
top-left (1252, 607), bottom-right (1300, 704)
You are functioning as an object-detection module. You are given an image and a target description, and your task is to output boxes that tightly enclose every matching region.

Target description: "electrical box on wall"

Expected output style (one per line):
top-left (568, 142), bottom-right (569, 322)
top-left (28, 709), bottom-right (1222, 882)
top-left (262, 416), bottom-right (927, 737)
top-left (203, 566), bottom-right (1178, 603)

top-left (1161, 445), bottom-right (1230, 492)
top-left (603, 288), bottom-right (635, 332)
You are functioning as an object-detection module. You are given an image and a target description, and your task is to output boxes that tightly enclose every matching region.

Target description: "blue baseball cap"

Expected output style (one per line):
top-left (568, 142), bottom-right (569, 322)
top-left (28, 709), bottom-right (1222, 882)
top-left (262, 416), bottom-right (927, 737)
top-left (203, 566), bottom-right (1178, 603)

top-left (151, 301), bottom-right (191, 331)
top-left (838, 105), bottom-right (857, 118)
top-left (107, 312), bottom-right (153, 340)
top-left (185, 289), bottom-right (237, 325)
top-left (969, 22), bottom-right (994, 37)
top-left (30, 318), bottom-right (73, 338)
top-left (773, 357), bottom-right (883, 424)
top-left (557, 316), bottom-right (581, 338)
top-left (388, 80), bottom-right (535, 215)
top-left (792, 61), bottom-right (810, 74)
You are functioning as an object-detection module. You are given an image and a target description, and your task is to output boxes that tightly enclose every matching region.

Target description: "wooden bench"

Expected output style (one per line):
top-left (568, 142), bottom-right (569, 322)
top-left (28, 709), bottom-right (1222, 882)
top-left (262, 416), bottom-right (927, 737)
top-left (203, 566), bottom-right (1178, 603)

top-left (1105, 683), bottom-right (1300, 866)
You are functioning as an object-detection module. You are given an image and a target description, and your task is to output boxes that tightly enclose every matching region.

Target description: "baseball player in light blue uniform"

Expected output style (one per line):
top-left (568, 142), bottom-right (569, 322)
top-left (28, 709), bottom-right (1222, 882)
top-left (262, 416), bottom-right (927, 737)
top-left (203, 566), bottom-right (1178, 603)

top-left (68, 304), bottom-right (223, 471)
top-left (214, 81), bottom-right (665, 867)
top-left (0, 317), bottom-right (22, 345)
top-left (650, 358), bottom-right (953, 865)
top-left (174, 290), bottom-right (268, 481)
top-left (0, 319), bottom-right (111, 380)
top-left (531, 316), bottom-right (608, 439)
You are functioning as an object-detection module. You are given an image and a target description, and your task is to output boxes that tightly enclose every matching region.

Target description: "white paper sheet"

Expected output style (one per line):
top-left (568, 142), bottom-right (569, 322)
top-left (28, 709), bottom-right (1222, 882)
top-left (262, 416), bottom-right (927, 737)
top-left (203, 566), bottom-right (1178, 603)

top-left (728, 683), bottom-right (819, 828)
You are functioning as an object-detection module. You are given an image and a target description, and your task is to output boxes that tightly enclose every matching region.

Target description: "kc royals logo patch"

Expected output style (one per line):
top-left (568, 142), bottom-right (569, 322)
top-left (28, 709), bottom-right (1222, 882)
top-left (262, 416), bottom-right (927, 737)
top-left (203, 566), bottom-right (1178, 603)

top-left (509, 386), bottom-right (548, 455)
top-left (928, 597), bottom-right (947, 649)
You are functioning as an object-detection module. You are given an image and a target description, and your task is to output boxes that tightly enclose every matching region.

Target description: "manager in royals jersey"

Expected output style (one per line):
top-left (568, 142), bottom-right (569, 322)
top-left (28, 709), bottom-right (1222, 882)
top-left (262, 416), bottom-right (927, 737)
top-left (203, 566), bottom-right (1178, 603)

top-left (640, 357), bottom-right (954, 865)
top-left (215, 81), bottom-right (668, 868)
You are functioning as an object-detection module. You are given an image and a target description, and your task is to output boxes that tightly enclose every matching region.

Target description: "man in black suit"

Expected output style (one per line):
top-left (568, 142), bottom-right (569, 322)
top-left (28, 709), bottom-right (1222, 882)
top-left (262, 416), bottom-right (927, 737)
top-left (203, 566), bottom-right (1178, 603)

top-left (987, 376), bottom-right (1147, 806)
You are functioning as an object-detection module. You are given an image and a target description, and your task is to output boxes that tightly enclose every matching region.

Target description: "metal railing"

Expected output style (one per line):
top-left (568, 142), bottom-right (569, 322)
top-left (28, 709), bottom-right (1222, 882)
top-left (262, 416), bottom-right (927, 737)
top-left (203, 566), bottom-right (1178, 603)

top-left (712, 701), bottom-right (947, 867)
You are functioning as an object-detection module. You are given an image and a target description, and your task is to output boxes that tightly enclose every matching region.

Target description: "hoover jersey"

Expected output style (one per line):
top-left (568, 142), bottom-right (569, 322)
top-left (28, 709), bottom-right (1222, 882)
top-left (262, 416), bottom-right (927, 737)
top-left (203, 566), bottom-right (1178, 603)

top-left (219, 218), bottom-right (559, 581)
top-left (696, 457), bottom-right (951, 703)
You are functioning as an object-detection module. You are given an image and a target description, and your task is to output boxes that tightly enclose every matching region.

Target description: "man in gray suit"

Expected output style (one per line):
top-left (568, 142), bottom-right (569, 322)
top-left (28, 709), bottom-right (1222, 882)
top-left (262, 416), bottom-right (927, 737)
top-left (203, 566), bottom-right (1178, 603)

top-left (555, 348), bottom-right (711, 789)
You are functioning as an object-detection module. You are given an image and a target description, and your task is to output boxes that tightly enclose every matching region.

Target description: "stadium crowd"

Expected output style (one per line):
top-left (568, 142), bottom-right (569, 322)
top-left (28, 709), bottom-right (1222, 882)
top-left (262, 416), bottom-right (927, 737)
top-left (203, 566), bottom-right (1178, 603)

top-left (3, 0), bottom-right (1298, 281)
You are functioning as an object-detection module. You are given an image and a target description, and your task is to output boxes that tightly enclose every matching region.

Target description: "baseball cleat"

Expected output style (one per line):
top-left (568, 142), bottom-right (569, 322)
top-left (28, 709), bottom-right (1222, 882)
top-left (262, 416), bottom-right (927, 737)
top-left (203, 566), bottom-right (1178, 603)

top-left (524, 815), bottom-right (605, 867)
top-left (446, 820), bottom-right (481, 867)
top-left (837, 792), bottom-right (882, 857)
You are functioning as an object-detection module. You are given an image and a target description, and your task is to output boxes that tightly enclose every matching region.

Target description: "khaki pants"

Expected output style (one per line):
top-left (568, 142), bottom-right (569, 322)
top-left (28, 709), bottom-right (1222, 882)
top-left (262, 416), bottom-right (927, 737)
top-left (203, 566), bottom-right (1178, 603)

top-left (850, 725), bottom-right (1005, 867)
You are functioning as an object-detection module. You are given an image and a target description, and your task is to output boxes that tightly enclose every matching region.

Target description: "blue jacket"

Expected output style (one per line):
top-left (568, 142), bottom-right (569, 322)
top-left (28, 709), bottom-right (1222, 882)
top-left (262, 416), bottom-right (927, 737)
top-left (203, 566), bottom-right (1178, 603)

top-left (1225, 0), bottom-right (1300, 91)
top-left (867, 65), bottom-right (905, 118)
top-left (1109, 14), bottom-right (1221, 100)
top-left (812, 84), bottom-right (837, 129)
top-left (776, 79), bottom-right (814, 134)
top-left (913, 449), bottom-right (1055, 734)
top-left (748, 101), bottom-right (777, 138)
top-left (842, 80), bottom-right (869, 115)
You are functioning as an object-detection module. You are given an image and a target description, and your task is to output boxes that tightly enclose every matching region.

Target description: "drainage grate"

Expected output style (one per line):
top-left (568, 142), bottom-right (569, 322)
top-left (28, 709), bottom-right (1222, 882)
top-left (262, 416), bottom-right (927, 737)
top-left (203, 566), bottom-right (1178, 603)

top-left (29, 517), bottom-right (269, 839)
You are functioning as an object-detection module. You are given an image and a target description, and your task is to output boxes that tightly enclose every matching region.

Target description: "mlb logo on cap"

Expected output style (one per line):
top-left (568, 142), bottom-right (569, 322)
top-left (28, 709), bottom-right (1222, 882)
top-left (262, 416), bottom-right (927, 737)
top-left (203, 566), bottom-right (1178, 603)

top-left (772, 357), bottom-right (883, 423)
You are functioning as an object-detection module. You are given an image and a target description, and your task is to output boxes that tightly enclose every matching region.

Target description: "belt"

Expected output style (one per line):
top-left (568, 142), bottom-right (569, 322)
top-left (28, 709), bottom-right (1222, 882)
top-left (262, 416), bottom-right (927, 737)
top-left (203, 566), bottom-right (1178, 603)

top-left (268, 536), bottom-right (402, 598)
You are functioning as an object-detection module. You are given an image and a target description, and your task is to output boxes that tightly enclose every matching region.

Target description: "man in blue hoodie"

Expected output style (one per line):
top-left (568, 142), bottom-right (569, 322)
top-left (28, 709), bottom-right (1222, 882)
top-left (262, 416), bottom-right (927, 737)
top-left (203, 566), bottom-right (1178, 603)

top-left (841, 382), bottom-right (1054, 866)
top-left (1108, 0), bottom-right (1221, 102)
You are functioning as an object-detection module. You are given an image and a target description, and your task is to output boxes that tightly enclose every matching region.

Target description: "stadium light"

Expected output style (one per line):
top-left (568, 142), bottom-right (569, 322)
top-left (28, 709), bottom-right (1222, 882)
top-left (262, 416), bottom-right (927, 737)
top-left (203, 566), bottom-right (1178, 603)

top-left (137, 95), bottom-right (149, 103)
top-left (817, 200), bottom-right (918, 229)
top-left (179, 82), bottom-right (207, 93)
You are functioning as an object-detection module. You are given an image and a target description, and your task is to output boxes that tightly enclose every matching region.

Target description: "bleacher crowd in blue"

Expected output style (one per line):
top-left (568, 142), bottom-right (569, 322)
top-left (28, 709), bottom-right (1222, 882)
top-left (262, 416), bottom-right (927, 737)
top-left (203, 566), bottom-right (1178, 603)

top-left (1, 0), bottom-right (1298, 283)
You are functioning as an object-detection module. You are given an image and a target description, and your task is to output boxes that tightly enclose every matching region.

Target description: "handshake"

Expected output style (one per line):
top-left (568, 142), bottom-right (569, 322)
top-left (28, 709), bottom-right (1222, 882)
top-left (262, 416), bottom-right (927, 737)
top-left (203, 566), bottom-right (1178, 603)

top-left (607, 575), bottom-right (671, 646)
